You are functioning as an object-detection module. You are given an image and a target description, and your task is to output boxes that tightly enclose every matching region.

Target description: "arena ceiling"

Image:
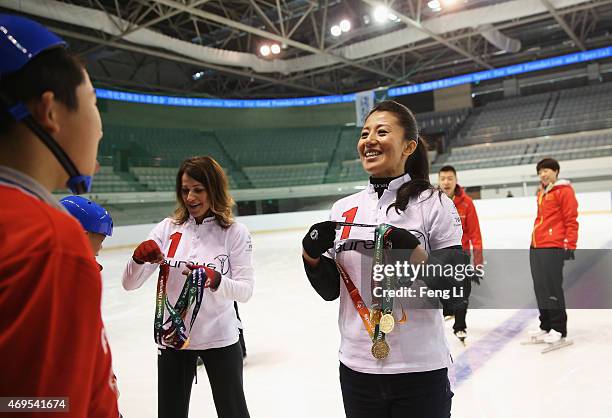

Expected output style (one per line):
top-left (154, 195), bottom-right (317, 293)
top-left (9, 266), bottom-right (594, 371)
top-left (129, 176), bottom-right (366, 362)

top-left (2, 0), bottom-right (611, 98)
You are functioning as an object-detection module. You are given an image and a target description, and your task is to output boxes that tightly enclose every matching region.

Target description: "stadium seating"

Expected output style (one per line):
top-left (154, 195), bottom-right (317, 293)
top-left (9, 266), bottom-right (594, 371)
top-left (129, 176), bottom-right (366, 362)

top-left (85, 81), bottom-right (612, 193)
top-left (434, 131), bottom-right (612, 172)
top-left (215, 126), bottom-right (341, 167)
top-left (417, 107), bottom-right (471, 138)
top-left (243, 163), bottom-right (328, 188)
top-left (89, 165), bottom-right (144, 193)
top-left (455, 82), bottom-right (612, 144)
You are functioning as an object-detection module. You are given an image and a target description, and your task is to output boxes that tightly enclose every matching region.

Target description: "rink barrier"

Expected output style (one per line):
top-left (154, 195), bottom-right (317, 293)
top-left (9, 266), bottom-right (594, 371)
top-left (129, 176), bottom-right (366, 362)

top-left (101, 191), bottom-right (612, 251)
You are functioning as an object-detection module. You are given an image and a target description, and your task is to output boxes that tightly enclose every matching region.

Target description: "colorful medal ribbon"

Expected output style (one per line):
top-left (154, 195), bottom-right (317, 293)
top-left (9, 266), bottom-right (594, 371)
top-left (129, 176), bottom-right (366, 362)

top-left (154, 262), bottom-right (205, 349)
top-left (370, 224), bottom-right (395, 359)
top-left (336, 223), bottom-right (404, 360)
top-left (336, 262), bottom-right (374, 338)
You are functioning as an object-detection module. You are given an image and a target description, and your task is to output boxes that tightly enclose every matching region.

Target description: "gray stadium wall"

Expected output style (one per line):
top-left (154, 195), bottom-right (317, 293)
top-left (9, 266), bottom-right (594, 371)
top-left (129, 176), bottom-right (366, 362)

top-left (98, 98), bottom-right (356, 129)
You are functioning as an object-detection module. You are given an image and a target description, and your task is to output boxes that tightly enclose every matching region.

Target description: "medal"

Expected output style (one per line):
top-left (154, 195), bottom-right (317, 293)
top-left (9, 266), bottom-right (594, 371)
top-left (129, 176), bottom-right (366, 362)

top-left (370, 308), bottom-right (382, 325)
top-left (380, 313), bottom-right (395, 334)
top-left (371, 340), bottom-right (390, 359)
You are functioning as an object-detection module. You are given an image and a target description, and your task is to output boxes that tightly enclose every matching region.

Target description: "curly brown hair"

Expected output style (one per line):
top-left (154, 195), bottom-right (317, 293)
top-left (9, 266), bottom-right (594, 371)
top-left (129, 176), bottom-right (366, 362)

top-left (173, 156), bottom-right (234, 228)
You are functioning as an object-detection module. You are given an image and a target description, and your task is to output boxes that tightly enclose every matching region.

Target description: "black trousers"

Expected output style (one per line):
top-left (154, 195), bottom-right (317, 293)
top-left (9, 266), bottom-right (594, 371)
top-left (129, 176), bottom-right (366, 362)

top-left (339, 363), bottom-right (453, 418)
top-left (442, 254), bottom-right (472, 332)
top-left (158, 342), bottom-right (249, 418)
top-left (234, 301), bottom-right (247, 357)
top-left (442, 306), bottom-right (467, 332)
top-left (529, 248), bottom-right (567, 337)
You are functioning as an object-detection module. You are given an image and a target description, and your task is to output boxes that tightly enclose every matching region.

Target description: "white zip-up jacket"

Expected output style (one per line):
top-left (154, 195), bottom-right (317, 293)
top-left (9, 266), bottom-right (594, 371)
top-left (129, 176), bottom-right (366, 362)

top-left (122, 215), bottom-right (254, 350)
top-left (328, 174), bottom-right (462, 374)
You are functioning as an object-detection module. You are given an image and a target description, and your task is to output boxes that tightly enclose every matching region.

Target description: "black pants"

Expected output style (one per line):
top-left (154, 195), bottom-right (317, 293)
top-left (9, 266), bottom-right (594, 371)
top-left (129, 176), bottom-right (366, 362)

top-left (442, 254), bottom-right (472, 332)
top-left (158, 342), bottom-right (249, 418)
top-left (442, 305), bottom-right (467, 332)
top-left (234, 301), bottom-right (247, 357)
top-left (529, 248), bottom-right (567, 337)
top-left (339, 363), bottom-right (453, 418)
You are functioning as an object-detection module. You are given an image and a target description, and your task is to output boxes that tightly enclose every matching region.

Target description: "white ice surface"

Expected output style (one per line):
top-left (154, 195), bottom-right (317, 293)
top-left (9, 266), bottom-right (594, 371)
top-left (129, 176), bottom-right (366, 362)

top-left (99, 210), bottom-right (612, 418)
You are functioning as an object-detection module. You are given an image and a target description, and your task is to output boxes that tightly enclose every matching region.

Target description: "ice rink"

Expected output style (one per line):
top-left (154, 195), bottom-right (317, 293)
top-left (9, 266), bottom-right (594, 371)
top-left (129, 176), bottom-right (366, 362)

top-left (99, 207), bottom-right (612, 418)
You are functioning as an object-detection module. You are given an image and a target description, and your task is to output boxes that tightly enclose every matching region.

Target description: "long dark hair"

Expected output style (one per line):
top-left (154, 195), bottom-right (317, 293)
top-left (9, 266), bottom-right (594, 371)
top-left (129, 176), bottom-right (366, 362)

top-left (364, 100), bottom-right (436, 213)
top-left (173, 156), bottom-right (234, 228)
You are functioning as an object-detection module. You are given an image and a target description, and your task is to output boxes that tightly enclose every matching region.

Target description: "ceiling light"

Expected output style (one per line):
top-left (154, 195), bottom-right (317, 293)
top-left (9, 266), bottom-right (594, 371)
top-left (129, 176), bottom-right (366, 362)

top-left (339, 19), bottom-right (351, 32)
top-left (192, 71), bottom-right (204, 80)
top-left (330, 25), bottom-right (342, 37)
top-left (270, 43), bottom-right (281, 54)
top-left (260, 44), bottom-right (271, 56)
top-left (373, 5), bottom-right (389, 23)
top-left (428, 0), bottom-right (442, 10)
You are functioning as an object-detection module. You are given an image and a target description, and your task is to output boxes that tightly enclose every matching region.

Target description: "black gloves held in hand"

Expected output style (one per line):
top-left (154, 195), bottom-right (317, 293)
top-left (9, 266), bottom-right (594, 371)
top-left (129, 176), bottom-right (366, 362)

top-left (302, 222), bottom-right (421, 259)
top-left (384, 226), bottom-right (421, 250)
top-left (303, 221), bottom-right (337, 259)
top-left (564, 249), bottom-right (575, 260)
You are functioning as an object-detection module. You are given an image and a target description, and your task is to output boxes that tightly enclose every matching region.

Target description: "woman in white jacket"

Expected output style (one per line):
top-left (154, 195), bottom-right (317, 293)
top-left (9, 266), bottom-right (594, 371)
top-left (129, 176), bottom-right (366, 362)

top-left (122, 156), bottom-right (253, 418)
top-left (302, 101), bottom-right (467, 418)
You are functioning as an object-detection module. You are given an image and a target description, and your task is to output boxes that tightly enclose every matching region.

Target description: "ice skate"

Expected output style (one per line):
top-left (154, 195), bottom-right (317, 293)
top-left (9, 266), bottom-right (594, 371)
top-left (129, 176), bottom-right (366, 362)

top-left (454, 330), bottom-right (467, 346)
top-left (444, 315), bottom-right (455, 321)
top-left (521, 328), bottom-right (548, 345)
top-left (541, 330), bottom-right (573, 353)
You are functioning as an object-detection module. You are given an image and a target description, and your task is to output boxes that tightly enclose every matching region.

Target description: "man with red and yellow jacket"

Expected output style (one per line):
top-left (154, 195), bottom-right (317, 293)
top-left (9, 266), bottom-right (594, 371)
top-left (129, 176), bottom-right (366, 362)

top-left (439, 165), bottom-right (483, 343)
top-left (529, 158), bottom-right (578, 345)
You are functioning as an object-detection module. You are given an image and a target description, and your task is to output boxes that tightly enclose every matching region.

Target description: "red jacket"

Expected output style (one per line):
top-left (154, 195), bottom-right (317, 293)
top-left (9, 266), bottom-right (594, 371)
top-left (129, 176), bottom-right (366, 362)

top-left (531, 179), bottom-right (579, 249)
top-left (0, 185), bottom-right (119, 417)
top-left (453, 185), bottom-right (483, 265)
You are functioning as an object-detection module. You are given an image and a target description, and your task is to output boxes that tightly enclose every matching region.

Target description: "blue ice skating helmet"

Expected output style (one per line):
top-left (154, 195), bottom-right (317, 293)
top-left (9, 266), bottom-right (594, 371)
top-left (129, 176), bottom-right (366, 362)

top-left (0, 14), bottom-right (92, 195)
top-left (60, 196), bottom-right (114, 237)
top-left (0, 14), bottom-right (66, 76)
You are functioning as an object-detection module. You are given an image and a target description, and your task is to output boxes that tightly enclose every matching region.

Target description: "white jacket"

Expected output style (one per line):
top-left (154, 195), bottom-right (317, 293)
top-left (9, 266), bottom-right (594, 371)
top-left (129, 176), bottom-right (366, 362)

top-left (328, 174), bottom-right (462, 374)
top-left (122, 215), bottom-right (254, 350)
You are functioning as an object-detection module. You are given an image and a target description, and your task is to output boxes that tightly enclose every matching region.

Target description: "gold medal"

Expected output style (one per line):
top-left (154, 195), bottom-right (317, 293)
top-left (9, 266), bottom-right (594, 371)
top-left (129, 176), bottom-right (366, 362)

top-left (370, 309), bottom-right (382, 325)
top-left (371, 340), bottom-right (390, 359)
top-left (379, 313), bottom-right (395, 334)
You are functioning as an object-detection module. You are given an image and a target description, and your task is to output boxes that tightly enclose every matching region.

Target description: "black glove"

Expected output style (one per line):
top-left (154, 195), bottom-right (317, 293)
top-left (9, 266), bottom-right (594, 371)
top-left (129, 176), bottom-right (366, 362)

top-left (564, 249), bottom-right (575, 260)
top-left (384, 225), bottom-right (420, 250)
top-left (303, 221), bottom-right (337, 259)
top-left (470, 274), bottom-right (483, 286)
top-left (470, 263), bottom-right (484, 285)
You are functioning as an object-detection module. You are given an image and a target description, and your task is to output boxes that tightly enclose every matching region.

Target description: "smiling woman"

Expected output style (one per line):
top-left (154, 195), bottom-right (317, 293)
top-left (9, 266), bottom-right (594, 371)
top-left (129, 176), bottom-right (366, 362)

top-left (173, 156), bottom-right (234, 227)
top-left (301, 100), bottom-right (470, 418)
top-left (122, 155), bottom-right (253, 418)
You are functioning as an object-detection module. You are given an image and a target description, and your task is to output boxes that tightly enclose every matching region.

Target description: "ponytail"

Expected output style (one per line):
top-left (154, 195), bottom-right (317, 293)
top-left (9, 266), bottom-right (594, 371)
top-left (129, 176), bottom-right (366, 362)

top-left (388, 136), bottom-right (438, 214)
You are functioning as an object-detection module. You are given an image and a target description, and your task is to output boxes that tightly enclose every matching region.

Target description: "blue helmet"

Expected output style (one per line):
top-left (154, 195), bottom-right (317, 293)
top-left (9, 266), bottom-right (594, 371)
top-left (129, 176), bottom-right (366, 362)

top-left (60, 196), bottom-right (113, 237)
top-left (0, 14), bottom-right (66, 76)
top-left (0, 14), bottom-right (92, 195)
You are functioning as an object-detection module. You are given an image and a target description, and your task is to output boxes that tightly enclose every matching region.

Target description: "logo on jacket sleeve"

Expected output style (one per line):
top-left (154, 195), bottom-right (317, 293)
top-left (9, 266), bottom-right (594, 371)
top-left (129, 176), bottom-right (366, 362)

top-left (214, 254), bottom-right (230, 275)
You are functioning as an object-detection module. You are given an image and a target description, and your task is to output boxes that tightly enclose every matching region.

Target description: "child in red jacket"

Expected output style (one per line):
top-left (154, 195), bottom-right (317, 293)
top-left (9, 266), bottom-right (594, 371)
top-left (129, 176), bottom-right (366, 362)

top-left (439, 165), bottom-right (484, 343)
top-left (529, 158), bottom-right (578, 346)
top-left (0, 15), bottom-right (119, 417)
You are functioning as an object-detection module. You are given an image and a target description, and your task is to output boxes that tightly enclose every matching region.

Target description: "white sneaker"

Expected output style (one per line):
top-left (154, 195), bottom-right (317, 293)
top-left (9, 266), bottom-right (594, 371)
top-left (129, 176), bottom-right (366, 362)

top-left (543, 330), bottom-right (563, 344)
